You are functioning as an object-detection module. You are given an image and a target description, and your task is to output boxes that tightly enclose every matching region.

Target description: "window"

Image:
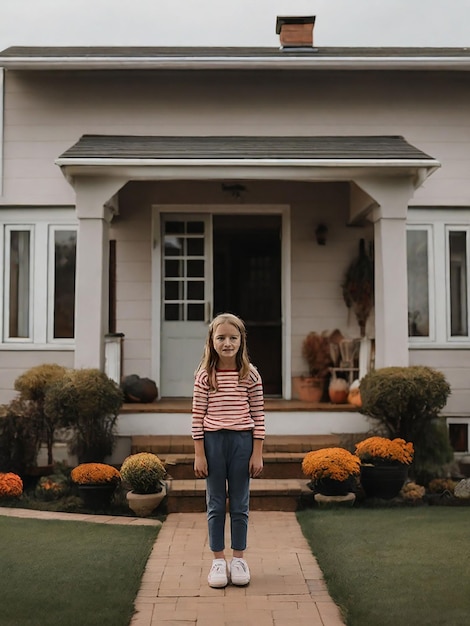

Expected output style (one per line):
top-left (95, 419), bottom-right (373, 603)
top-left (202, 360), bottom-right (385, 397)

top-left (1, 210), bottom-right (77, 346)
top-left (407, 210), bottom-right (470, 345)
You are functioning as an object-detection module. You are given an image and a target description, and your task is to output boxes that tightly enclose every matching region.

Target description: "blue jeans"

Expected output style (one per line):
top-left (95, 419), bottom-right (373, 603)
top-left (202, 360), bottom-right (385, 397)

top-left (204, 430), bottom-right (253, 553)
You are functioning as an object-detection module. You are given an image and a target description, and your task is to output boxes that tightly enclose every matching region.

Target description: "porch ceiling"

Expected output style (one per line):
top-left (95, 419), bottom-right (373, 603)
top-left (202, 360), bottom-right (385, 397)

top-left (56, 134), bottom-right (440, 188)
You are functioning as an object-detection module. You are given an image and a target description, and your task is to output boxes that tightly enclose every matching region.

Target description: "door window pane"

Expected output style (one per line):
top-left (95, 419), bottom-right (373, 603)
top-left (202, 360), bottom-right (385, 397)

top-left (162, 218), bottom-right (206, 321)
top-left (407, 229), bottom-right (430, 337)
top-left (53, 230), bottom-right (76, 339)
top-left (9, 230), bottom-right (30, 338)
top-left (165, 281), bottom-right (182, 300)
top-left (164, 236), bottom-right (184, 256)
top-left (187, 303), bottom-right (204, 321)
top-left (186, 260), bottom-right (204, 278)
top-left (187, 281), bottom-right (204, 300)
top-left (165, 259), bottom-right (183, 278)
top-left (449, 231), bottom-right (468, 336)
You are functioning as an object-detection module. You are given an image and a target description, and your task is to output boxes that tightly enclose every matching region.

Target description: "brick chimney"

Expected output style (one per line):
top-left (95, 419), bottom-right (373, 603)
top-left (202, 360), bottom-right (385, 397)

top-left (276, 16), bottom-right (316, 48)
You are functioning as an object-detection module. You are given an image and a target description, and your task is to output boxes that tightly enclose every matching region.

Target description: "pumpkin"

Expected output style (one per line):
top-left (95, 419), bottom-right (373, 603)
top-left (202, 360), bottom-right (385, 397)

top-left (347, 379), bottom-right (362, 407)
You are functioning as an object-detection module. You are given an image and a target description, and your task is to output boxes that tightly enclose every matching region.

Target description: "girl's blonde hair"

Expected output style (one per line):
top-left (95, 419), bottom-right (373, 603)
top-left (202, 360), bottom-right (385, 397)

top-left (198, 313), bottom-right (251, 390)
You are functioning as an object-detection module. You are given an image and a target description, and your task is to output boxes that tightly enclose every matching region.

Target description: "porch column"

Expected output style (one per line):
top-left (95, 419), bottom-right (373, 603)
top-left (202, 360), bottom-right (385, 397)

top-left (73, 177), bottom-right (125, 371)
top-left (355, 176), bottom-right (415, 369)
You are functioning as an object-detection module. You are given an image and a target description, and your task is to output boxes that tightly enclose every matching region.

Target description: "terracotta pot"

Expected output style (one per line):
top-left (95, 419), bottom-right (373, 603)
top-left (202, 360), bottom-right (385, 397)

top-left (126, 484), bottom-right (167, 517)
top-left (293, 377), bottom-right (325, 402)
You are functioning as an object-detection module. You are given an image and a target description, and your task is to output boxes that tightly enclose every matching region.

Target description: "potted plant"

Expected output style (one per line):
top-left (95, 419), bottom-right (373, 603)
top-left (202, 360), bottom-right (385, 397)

top-left (294, 331), bottom-right (333, 402)
top-left (71, 462), bottom-right (120, 509)
top-left (0, 472), bottom-right (23, 499)
top-left (120, 452), bottom-right (167, 516)
top-left (301, 447), bottom-right (360, 496)
top-left (359, 366), bottom-right (453, 484)
top-left (44, 368), bottom-right (124, 463)
top-left (355, 436), bottom-right (414, 499)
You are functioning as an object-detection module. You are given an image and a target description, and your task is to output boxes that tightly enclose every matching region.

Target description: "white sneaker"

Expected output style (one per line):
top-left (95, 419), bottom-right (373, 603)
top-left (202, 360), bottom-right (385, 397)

top-left (230, 558), bottom-right (250, 586)
top-left (208, 558), bottom-right (229, 588)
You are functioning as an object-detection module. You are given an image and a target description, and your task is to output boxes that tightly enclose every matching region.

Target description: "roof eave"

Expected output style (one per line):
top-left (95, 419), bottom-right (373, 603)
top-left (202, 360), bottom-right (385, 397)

top-left (55, 157), bottom-right (441, 168)
top-left (4, 57), bottom-right (470, 71)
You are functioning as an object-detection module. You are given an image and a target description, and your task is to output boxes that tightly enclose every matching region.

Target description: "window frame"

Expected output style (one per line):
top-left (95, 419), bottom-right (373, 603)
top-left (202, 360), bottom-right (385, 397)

top-left (407, 209), bottom-right (470, 348)
top-left (0, 209), bottom-right (77, 349)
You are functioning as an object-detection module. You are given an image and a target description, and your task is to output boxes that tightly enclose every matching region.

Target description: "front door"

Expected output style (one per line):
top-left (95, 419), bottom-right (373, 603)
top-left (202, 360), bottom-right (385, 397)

top-left (160, 212), bottom-right (282, 396)
top-left (212, 214), bottom-right (282, 395)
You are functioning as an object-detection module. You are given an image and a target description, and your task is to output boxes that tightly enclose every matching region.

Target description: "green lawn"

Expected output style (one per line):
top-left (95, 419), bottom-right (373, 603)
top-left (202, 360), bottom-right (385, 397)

top-left (0, 517), bottom-right (160, 626)
top-left (297, 507), bottom-right (470, 626)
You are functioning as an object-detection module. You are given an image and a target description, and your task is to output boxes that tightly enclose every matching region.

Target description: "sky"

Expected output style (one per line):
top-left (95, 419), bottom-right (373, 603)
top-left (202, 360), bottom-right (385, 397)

top-left (1, 0), bottom-right (470, 50)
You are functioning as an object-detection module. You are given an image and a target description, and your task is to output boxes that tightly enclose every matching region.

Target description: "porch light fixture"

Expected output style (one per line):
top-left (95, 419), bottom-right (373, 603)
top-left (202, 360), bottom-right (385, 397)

top-left (221, 183), bottom-right (247, 201)
top-left (315, 223), bottom-right (328, 245)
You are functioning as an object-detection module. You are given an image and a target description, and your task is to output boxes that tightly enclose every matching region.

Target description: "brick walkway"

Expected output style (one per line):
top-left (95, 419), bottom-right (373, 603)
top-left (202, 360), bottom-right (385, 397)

top-left (131, 511), bottom-right (344, 626)
top-left (0, 508), bottom-right (344, 626)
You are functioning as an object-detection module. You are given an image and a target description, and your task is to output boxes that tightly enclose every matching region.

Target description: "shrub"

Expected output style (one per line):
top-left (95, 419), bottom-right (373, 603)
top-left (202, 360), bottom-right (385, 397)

top-left (44, 369), bottom-right (124, 463)
top-left (35, 474), bottom-right (69, 500)
top-left (120, 453), bottom-right (166, 494)
top-left (359, 366), bottom-right (453, 482)
top-left (14, 364), bottom-right (67, 465)
top-left (428, 478), bottom-right (457, 495)
top-left (0, 398), bottom-right (43, 474)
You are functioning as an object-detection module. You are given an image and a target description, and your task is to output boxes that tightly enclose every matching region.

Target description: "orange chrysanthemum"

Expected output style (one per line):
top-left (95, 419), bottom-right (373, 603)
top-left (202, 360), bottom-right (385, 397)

top-left (355, 437), bottom-right (414, 465)
top-left (71, 463), bottom-right (120, 485)
top-left (0, 472), bottom-right (23, 498)
top-left (301, 448), bottom-right (361, 482)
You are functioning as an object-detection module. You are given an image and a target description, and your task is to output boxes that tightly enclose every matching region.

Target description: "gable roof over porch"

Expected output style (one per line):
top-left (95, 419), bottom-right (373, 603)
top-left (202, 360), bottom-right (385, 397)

top-left (57, 134), bottom-right (437, 164)
top-left (56, 135), bottom-right (439, 194)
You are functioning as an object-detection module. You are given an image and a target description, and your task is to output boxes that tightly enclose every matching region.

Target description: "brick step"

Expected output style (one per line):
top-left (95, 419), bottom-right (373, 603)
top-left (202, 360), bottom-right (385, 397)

top-left (162, 452), bottom-right (307, 480)
top-left (131, 434), bottom-right (343, 455)
top-left (166, 478), bottom-right (312, 513)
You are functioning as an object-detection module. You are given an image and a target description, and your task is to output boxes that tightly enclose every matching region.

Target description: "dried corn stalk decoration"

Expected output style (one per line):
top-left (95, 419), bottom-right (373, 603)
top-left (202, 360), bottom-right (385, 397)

top-left (342, 239), bottom-right (374, 337)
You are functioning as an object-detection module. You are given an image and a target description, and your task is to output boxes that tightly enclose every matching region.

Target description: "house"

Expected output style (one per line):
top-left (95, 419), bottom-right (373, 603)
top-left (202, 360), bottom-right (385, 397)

top-left (0, 16), bottom-right (469, 460)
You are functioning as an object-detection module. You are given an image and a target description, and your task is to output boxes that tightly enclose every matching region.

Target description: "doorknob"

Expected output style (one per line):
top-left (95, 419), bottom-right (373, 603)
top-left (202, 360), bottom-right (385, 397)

top-left (205, 302), bottom-right (212, 324)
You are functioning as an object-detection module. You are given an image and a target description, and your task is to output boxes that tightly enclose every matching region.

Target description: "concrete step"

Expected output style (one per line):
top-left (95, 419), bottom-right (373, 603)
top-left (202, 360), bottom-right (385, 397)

top-left (166, 478), bottom-right (312, 513)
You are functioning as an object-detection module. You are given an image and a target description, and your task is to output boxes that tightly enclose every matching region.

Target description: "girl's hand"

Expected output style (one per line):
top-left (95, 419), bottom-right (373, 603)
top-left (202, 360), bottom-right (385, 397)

top-left (249, 452), bottom-right (263, 478)
top-left (194, 454), bottom-right (208, 478)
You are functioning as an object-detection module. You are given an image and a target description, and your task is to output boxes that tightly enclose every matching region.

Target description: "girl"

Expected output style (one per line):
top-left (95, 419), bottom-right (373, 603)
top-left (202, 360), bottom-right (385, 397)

top-left (192, 313), bottom-right (265, 588)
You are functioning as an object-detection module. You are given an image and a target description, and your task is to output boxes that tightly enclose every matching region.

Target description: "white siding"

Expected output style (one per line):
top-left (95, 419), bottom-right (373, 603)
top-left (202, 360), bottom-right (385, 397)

top-left (0, 350), bottom-right (74, 404)
top-left (2, 70), bottom-right (470, 205)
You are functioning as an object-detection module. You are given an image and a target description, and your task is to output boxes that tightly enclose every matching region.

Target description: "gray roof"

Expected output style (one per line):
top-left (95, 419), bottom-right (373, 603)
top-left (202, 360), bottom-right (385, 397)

top-left (2, 46), bottom-right (470, 59)
top-left (2, 46), bottom-right (470, 71)
top-left (58, 135), bottom-right (437, 162)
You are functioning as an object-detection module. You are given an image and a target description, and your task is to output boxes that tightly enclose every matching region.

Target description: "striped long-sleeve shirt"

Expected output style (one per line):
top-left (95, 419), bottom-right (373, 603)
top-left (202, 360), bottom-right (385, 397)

top-left (191, 366), bottom-right (265, 440)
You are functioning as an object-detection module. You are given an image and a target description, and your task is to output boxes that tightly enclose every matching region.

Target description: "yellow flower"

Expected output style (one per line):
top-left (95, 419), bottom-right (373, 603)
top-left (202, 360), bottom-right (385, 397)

top-left (71, 463), bottom-right (120, 485)
top-left (301, 448), bottom-right (361, 482)
top-left (355, 437), bottom-right (414, 465)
